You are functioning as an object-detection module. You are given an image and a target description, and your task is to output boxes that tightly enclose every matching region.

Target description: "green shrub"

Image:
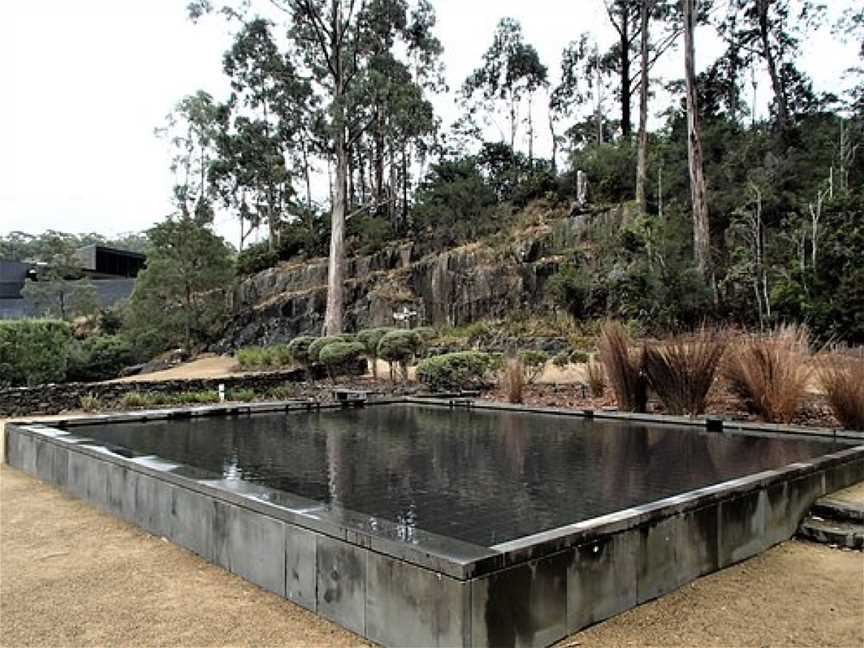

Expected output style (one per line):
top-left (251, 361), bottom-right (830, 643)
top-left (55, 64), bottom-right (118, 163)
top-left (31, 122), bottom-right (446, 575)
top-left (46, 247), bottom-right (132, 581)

top-left (267, 384), bottom-right (303, 400)
top-left (308, 335), bottom-right (354, 363)
top-left (236, 347), bottom-right (267, 369)
top-left (227, 388), bottom-right (257, 402)
top-left (517, 350), bottom-right (548, 384)
top-left (79, 394), bottom-right (103, 412)
top-left (416, 351), bottom-right (499, 392)
top-left (319, 341), bottom-right (366, 382)
top-left (67, 335), bottom-right (135, 382)
top-left (119, 391), bottom-right (158, 409)
top-left (236, 242), bottom-right (279, 276)
top-left (570, 351), bottom-right (590, 364)
top-left (287, 336), bottom-right (316, 366)
top-left (357, 328), bottom-right (396, 378)
top-left (552, 351), bottom-right (571, 368)
top-left (378, 330), bottom-right (425, 381)
top-left (159, 390), bottom-right (220, 406)
top-left (236, 345), bottom-right (293, 370)
top-left (0, 320), bottom-right (72, 386)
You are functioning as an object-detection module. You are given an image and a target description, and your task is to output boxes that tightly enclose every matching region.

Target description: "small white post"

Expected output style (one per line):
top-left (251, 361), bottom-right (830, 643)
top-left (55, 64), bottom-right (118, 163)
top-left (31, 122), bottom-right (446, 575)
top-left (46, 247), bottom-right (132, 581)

top-left (218, 384), bottom-right (225, 403)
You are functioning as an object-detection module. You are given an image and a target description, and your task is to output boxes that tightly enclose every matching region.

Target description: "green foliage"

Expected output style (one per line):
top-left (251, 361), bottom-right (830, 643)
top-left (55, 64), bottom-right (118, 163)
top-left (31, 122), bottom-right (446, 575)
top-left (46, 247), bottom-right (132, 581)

top-left (266, 384), bottom-right (303, 400)
top-left (569, 143), bottom-right (636, 203)
top-left (416, 351), bottom-right (499, 392)
top-left (547, 264), bottom-right (593, 320)
top-left (412, 159), bottom-right (500, 247)
top-left (67, 335), bottom-right (135, 382)
top-left (124, 215), bottom-right (234, 354)
top-left (235, 345), bottom-right (292, 369)
top-left (0, 320), bottom-right (72, 387)
top-left (227, 388), bottom-right (257, 402)
top-left (308, 335), bottom-right (354, 363)
top-left (287, 336), bottom-right (316, 366)
top-left (517, 350), bottom-right (548, 384)
top-left (377, 330), bottom-right (425, 380)
top-left (79, 394), bottom-right (103, 412)
top-left (319, 341), bottom-right (366, 381)
top-left (356, 327), bottom-right (396, 377)
top-left (119, 391), bottom-right (158, 409)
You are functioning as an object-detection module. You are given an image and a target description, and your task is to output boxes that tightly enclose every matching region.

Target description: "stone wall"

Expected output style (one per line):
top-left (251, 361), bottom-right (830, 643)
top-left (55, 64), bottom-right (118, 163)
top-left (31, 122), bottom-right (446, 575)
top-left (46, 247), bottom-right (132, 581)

top-left (0, 362), bottom-right (366, 417)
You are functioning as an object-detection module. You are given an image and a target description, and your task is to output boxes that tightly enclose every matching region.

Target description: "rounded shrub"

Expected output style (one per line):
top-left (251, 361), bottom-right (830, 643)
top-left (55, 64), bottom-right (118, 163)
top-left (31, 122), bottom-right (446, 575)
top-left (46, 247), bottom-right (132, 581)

top-left (287, 336), bottom-right (316, 366)
top-left (378, 330), bottom-right (425, 381)
top-left (308, 335), bottom-right (355, 363)
top-left (517, 350), bottom-right (548, 384)
top-left (416, 351), bottom-right (499, 392)
top-left (319, 341), bottom-right (366, 382)
top-left (357, 327), bottom-right (396, 377)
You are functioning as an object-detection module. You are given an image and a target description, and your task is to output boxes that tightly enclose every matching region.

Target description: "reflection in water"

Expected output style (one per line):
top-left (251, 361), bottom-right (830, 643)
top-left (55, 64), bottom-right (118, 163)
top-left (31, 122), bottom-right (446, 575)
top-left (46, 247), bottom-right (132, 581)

top-left (69, 405), bottom-right (848, 547)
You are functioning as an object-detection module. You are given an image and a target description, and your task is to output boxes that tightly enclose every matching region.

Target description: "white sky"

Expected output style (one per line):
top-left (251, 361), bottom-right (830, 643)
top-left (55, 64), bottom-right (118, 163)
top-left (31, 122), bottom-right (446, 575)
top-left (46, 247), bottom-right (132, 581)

top-left (0, 0), bottom-right (858, 248)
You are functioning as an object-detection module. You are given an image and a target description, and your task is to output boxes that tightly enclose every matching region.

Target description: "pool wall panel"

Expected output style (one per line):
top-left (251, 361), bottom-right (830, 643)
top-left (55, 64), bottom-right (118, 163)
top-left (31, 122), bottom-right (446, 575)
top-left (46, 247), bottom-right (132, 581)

top-left (5, 413), bottom-right (864, 648)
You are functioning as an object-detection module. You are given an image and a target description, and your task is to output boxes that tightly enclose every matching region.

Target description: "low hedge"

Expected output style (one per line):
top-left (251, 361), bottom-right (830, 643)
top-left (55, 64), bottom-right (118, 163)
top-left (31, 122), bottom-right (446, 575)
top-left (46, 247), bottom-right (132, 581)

top-left (0, 320), bottom-right (73, 386)
top-left (416, 351), bottom-right (500, 392)
top-left (67, 335), bottom-right (136, 382)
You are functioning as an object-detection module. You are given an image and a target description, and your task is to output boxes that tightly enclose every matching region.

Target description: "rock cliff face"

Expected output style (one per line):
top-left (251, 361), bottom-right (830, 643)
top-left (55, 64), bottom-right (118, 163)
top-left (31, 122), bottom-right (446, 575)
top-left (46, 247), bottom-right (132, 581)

top-left (215, 206), bottom-right (620, 350)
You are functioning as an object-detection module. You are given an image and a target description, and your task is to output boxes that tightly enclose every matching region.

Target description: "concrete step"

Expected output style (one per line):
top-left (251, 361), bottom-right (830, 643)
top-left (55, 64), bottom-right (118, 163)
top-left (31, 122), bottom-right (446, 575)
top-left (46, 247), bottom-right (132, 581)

top-left (811, 498), bottom-right (864, 524)
top-left (798, 515), bottom-right (864, 550)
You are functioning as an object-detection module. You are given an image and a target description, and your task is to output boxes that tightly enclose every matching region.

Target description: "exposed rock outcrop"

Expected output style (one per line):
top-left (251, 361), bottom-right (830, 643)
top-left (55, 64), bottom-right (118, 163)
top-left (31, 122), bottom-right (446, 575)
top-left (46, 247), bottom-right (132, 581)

top-left (215, 206), bottom-right (621, 350)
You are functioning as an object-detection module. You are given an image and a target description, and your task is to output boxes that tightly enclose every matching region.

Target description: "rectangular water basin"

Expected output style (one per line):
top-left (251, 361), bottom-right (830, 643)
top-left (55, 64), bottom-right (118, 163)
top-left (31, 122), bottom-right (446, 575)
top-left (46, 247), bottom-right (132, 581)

top-left (6, 399), bottom-right (864, 647)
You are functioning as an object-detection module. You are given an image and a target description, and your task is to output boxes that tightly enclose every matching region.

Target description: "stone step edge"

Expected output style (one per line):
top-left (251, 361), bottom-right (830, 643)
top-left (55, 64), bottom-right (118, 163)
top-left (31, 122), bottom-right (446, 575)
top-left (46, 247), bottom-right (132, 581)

top-left (812, 498), bottom-right (864, 524)
top-left (798, 516), bottom-right (864, 551)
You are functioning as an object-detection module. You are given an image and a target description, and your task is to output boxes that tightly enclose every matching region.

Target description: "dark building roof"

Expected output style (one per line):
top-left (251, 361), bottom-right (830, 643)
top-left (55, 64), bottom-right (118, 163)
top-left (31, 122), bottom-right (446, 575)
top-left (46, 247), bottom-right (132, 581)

top-left (0, 260), bottom-right (34, 299)
top-left (75, 245), bottom-right (146, 279)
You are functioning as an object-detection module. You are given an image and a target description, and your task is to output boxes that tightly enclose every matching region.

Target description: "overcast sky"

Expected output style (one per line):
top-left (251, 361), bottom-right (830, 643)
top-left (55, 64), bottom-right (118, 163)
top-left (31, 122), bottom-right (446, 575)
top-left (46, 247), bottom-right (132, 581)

top-left (0, 0), bottom-right (858, 248)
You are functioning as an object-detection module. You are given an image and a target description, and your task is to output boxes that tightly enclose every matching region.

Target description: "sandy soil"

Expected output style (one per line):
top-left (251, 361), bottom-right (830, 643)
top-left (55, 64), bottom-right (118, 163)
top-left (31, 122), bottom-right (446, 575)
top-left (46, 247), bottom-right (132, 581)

top-left (111, 355), bottom-right (243, 383)
top-left (2, 416), bottom-right (863, 647)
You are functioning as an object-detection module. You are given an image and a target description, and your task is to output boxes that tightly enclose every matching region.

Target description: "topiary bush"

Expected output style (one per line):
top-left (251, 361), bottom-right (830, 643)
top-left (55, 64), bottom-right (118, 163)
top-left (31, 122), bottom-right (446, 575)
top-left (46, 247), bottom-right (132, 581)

top-left (357, 328), bottom-right (396, 378)
top-left (416, 351), bottom-right (499, 392)
top-left (308, 335), bottom-right (354, 364)
top-left (0, 320), bottom-right (73, 386)
top-left (67, 335), bottom-right (135, 382)
top-left (377, 330), bottom-right (425, 381)
top-left (319, 341), bottom-right (366, 383)
top-left (287, 336), bottom-right (316, 366)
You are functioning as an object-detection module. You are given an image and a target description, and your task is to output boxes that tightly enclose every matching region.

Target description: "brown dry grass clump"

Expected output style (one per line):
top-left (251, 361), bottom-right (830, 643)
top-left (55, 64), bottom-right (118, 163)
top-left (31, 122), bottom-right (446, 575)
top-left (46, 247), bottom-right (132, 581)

top-left (585, 360), bottom-right (606, 397)
top-left (817, 351), bottom-right (864, 431)
top-left (721, 325), bottom-right (812, 423)
top-left (503, 357), bottom-right (525, 404)
top-left (643, 328), bottom-right (729, 415)
top-left (599, 321), bottom-right (647, 412)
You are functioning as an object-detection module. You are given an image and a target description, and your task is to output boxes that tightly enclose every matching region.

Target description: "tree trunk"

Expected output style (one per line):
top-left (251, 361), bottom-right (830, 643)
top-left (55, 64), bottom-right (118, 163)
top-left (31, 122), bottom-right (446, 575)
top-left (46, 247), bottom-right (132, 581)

top-left (302, 138), bottom-right (312, 211)
top-left (549, 112), bottom-right (558, 174)
top-left (620, 7), bottom-right (632, 139)
top-left (635, 0), bottom-right (650, 213)
top-left (756, 0), bottom-right (789, 128)
top-left (684, 0), bottom-right (711, 281)
top-left (509, 96), bottom-right (517, 151)
top-left (374, 110), bottom-right (385, 202)
top-left (527, 93), bottom-right (535, 165)
top-left (324, 0), bottom-right (347, 335)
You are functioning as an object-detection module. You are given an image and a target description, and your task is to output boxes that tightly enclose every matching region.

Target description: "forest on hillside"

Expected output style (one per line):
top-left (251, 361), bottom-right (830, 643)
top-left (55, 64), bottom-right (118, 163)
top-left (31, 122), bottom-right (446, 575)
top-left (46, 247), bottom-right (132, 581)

top-left (3, 0), bottom-right (864, 352)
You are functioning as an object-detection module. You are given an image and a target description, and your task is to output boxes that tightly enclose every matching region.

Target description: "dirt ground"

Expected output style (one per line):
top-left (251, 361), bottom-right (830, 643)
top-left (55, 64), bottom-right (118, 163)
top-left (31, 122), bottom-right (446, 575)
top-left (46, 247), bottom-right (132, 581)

top-left (2, 418), bottom-right (863, 648)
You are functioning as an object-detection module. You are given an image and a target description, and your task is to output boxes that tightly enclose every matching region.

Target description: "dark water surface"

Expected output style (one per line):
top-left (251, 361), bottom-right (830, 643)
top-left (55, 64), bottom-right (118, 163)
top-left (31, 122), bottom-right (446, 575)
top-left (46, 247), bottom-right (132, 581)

top-left (67, 404), bottom-right (848, 547)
